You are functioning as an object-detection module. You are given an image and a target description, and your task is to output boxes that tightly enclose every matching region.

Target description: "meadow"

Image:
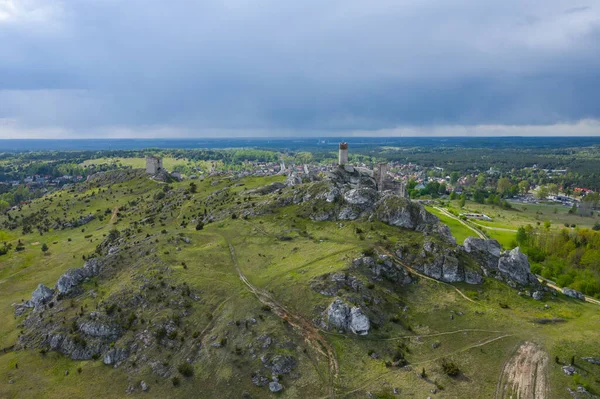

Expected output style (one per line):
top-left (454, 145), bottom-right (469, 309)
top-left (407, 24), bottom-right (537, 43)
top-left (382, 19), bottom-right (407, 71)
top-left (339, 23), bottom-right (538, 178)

top-left (1, 170), bottom-right (599, 398)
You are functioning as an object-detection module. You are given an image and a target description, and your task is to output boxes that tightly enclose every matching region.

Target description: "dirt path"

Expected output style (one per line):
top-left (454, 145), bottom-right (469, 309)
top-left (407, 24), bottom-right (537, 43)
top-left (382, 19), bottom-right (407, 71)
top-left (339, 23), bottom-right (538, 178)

top-left (495, 341), bottom-right (549, 399)
top-left (109, 206), bottom-right (119, 225)
top-left (433, 206), bottom-right (487, 239)
top-left (470, 221), bottom-right (518, 233)
top-left (536, 276), bottom-right (600, 306)
top-left (224, 238), bottom-right (339, 399)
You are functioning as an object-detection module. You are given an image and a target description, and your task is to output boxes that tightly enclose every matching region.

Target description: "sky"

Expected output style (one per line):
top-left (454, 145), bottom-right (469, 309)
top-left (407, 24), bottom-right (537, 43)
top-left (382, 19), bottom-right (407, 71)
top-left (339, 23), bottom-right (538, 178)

top-left (0, 0), bottom-right (599, 138)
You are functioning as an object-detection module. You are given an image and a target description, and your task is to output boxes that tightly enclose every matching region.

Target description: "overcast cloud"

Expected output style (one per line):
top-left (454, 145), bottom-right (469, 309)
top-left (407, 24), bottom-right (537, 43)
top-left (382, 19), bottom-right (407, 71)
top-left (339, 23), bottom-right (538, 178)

top-left (0, 0), bottom-right (599, 138)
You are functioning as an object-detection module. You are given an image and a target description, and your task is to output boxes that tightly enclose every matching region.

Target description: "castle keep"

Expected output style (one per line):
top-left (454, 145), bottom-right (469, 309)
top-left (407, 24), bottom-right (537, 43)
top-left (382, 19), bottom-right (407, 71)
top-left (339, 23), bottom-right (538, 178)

top-left (145, 156), bottom-right (163, 175)
top-left (338, 142), bottom-right (349, 165)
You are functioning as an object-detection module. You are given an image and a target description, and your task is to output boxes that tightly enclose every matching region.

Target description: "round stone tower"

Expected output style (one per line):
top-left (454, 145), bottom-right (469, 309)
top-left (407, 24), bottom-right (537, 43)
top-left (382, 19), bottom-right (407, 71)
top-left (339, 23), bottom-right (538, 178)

top-left (338, 142), bottom-right (349, 165)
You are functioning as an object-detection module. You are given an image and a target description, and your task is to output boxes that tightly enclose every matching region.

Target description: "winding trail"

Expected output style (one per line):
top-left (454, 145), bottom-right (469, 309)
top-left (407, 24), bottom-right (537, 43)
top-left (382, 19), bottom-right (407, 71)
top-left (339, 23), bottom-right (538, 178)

top-left (224, 237), bottom-right (339, 399)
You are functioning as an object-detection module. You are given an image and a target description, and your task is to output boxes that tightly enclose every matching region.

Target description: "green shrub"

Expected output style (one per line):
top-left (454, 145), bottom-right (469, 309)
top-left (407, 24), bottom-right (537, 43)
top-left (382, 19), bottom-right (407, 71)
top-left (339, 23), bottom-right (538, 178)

top-left (178, 362), bottom-right (194, 377)
top-left (441, 359), bottom-right (460, 376)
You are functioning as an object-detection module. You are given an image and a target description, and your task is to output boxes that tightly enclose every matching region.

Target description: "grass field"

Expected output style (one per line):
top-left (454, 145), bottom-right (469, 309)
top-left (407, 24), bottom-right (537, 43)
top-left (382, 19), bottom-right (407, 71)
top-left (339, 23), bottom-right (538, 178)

top-left (81, 156), bottom-right (190, 171)
top-left (433, 199), bottom-right (600, 249)
top-left (1, 173), bottom-right (600, 398)
top-left (425, 206), bottom-right (477, 245)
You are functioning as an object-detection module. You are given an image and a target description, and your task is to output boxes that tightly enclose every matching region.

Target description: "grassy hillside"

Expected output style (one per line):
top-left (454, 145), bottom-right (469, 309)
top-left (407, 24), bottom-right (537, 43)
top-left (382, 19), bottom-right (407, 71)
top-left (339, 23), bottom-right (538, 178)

top-left (1, 171), bottom-right (599, 398)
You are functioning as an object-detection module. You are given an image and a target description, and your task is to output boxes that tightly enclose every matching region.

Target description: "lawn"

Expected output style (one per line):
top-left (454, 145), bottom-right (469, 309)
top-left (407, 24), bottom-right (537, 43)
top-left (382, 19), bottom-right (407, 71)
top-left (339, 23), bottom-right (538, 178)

top-left (425, 206), bottom-right (478, 245)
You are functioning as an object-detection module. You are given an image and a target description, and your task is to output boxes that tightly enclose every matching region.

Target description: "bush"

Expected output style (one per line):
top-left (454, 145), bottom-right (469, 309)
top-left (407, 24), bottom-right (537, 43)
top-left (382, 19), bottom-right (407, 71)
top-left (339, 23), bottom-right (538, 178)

top-left (441, 358), bottom-right (460, 376)
top-left (178, 362), bottom-right (194, 377)
top-left (363, 247), bottom-right (375, 257)
top-left (195, 222), bottom-right (204, 231)
top-left (172, 376), bottom-right (180, 386)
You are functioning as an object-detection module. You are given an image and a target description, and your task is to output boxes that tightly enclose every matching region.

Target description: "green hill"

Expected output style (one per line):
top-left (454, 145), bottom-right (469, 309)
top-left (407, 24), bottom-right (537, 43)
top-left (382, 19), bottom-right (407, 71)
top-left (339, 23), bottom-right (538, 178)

top-left (1, 170), bottom-right (599, 398)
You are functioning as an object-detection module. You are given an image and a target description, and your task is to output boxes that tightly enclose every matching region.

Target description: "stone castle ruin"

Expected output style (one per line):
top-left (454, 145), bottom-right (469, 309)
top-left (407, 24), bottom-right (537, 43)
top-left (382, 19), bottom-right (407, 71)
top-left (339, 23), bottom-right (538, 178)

top-left (145, 156), bottom-right (163, 175)
top-left (335, 143), bottom-right (407, 197)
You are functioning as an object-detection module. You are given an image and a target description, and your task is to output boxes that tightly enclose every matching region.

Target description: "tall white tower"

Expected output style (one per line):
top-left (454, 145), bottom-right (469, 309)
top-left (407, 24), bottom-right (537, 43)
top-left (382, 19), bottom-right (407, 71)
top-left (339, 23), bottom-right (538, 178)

top-left (338, 142), bottom-right (348, 165)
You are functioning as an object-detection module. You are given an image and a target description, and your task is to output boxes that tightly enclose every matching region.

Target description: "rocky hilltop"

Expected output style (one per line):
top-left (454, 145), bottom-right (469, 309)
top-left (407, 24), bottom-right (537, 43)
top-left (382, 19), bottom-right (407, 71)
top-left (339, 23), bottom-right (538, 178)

top-left (8, 166), bottom-right (579, 399)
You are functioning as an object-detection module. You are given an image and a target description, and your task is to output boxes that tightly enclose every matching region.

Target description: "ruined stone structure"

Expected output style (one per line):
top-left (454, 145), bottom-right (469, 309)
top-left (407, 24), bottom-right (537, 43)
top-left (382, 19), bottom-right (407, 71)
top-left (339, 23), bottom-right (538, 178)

top-left (338, 142), bottom-right (349, 165)
top-left (145, 156), bottom-right (163, 175)
top-left (374, 162), bottom-right (408, 197)
top-left (374, 163), bottom-right (389, 191)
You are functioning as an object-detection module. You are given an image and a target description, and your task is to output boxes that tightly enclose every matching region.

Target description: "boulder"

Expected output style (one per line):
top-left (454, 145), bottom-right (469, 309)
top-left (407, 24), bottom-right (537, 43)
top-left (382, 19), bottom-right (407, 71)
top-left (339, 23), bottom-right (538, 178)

top-left (497, 247), bottom-right (536, 286)
top-left (563, 288), bottom-right (585, 301)
top-left (103, 347), bottom-right (129, 365)
top-left (265, 355), bottom-right (297, 375)
top-left (29, 284), bottom-right (54, 310)
top-left (326, 299), bottom-right (351, 332)
top-left (269, 381), bottom-right (284, 393)
top-left (532, 291), bottom-right (544, 301)
top-left (252, 373), bottom-right (270, 387)
top-left (583, 357), bottom-right (600, 366)
top-left (349, 307), bottom-right (370, 335)
top-left (326, 298), bottom-right (370, 335)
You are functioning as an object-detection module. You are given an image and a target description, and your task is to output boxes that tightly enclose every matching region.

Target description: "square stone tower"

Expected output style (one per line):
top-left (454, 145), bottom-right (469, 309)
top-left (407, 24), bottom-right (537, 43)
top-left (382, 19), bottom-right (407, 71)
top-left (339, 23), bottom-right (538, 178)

top-left (375, 163), bottom-right (389, 191)
top-left (338, 142), bottom-right (348, 165)
top-left (146, 156), bottom-right (163, 174)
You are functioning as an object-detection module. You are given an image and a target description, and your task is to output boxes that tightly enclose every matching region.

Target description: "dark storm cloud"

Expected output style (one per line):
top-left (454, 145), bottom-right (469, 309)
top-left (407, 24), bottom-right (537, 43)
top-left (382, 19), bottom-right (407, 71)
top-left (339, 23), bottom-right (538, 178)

top-left (0, 0), bottom-right (598, 137)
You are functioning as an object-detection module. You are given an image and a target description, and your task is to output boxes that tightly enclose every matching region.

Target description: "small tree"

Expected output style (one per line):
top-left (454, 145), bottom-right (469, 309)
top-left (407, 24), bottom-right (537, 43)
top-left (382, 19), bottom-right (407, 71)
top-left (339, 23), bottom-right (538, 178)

top-left (41, 243), bottom-right (49, 254)
top-left (536, 186), bottom-right (549, 200)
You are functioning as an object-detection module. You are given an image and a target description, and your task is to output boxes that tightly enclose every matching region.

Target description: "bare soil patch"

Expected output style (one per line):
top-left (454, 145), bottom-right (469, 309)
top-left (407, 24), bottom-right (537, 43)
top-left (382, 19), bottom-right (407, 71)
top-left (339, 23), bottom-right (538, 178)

top-left (496, 341), bottom-right (549, 399)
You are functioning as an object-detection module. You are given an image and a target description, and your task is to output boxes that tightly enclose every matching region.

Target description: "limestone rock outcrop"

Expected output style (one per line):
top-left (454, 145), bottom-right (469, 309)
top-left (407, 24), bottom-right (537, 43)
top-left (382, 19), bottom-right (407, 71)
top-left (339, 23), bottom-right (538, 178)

top-left (55, 257), bottom-right (105, 295)
top-left (29, 284), bottom-right (54, 309)
top-left (563, 288), bottom-right (585, 301)
top-left (326, 298), bottom-right (370, 335)
top-left (463, 237), bottom-right (539, 287)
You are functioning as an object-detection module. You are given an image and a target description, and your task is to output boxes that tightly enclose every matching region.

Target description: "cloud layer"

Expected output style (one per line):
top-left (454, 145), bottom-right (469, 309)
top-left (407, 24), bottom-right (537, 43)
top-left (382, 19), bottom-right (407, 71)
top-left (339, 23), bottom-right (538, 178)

top-left (1, 0), bottom-right (599, 137)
